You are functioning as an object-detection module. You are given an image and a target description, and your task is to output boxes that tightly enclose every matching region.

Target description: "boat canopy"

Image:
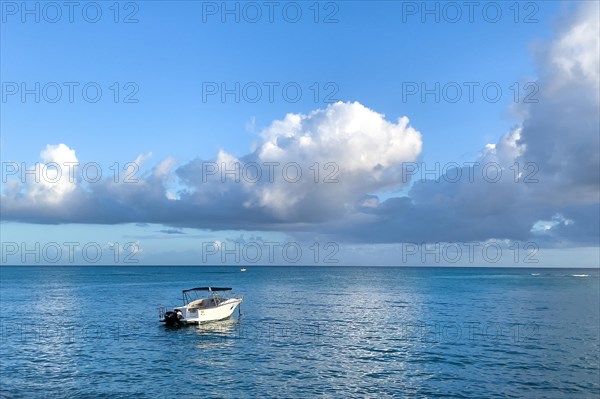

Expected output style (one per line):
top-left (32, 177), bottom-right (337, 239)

top-left (183, 287), bottom-right (232, 293)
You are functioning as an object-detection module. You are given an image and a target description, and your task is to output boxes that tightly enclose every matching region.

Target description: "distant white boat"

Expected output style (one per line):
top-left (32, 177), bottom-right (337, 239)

top-left (240, 268), bottom-right (247, 272)
top-left (160, 287), bottom-right (242, 327)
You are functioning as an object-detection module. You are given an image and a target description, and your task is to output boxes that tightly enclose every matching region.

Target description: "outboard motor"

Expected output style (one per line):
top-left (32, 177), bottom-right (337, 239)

top-left (162, 309), bottom-right (183, 327)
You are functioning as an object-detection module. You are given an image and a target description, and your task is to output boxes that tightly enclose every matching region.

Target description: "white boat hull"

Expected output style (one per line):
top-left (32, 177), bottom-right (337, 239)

top-left (174, 298), bottom-right (242, 325)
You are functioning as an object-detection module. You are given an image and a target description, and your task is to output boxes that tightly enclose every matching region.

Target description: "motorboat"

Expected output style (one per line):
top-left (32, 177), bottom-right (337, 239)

top-left (240, 268), bottom-right (247, 272)
top-left (160, 287), bottom-right (242, 327)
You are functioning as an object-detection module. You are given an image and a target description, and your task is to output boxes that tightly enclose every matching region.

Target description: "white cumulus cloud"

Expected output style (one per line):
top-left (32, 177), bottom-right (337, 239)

top-left (29, 143), bottom-right (78, 204)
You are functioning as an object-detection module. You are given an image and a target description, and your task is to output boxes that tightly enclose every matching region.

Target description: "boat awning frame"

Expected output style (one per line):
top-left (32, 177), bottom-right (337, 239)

top-left (182, 287), bottom-right (232, 293)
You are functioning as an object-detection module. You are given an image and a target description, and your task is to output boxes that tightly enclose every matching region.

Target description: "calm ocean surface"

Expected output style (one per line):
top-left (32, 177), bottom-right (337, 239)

top-left (1, 266), bottom-right (598, 398)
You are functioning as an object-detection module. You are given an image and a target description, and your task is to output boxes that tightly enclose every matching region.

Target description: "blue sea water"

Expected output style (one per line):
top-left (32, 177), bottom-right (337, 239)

top-left (0, 266), bottom-right (598, 398)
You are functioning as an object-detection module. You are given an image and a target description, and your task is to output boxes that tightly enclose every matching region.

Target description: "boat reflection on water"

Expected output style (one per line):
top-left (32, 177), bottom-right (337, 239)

top-left (195, 317), bottom-right (239, 335)
top-left (192, 318), bottom-right (241, 349)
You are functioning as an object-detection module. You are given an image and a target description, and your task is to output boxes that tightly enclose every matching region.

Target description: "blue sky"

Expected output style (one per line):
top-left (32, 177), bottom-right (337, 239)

top-left (1, 1), bottom-right (598, 266)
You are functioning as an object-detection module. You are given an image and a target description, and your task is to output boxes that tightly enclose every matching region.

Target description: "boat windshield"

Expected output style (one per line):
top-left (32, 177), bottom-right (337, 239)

top-left (182, 287), bottom-right (232, 305)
